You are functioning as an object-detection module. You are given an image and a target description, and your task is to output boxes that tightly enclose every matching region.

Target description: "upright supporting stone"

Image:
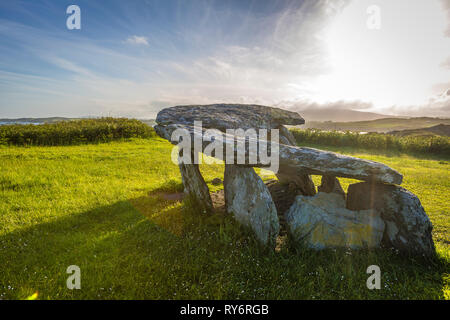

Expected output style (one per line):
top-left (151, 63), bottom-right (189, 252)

top-left (318, 175), bottom-right (345, 199)
top-left (277, 125), bottom-right (316, 196)
top-left (178, 154), bottom-right (213, 213)
top-left (347, 182), bottom-right (435, 257)
top-left (224, 165), bottom-right (280, 248)
top-left (278, 125), bottom-right (298, 146)
top-left (277, 170), bottom-right (316, 196)
top-left (285, 192), bottom-right (385, 250)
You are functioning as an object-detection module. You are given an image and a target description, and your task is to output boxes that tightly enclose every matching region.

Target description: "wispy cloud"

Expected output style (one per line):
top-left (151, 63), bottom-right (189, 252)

top-left (441, 56), bottom-right (450, 69)
top-left (441, 0), bottom-right (450, 37)
top-left (125, 35), bottom-right (149, 46)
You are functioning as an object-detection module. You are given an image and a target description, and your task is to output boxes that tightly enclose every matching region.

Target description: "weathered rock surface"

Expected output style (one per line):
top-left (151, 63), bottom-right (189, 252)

top-left (265, 179), bottom-right (297, 220)
top-left (278, 125), bottom-right (298, 146)
top-left (278, 144), bottom-right (403, 185)
top-left (178, 156), bottom-right (213, 213)
top-left (155, 123), bottom-right (403, 184)
top-left (224, 165), bottom-right (279, 247)
top-left (276, 170), bottom-right (316, 196)
top-left (285, 192), bottom-right (385, 250)
top-left (318, 175), bottom-right (345, 199)
top-left (347, 182), bottom-right (435, 257)
top-left (276, 125), bottom-right (317, 196)
top-left (156, 104), bottom-right (305, 131)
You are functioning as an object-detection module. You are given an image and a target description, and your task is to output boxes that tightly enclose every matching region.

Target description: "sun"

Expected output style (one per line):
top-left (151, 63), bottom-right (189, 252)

top-left (308, 0), bottom-right (450, 112)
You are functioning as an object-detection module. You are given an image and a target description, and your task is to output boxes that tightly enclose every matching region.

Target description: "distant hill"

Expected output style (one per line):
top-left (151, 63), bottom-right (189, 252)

top-left (388, 124), bottom-right (450, 137)
top-left (294, 107), bottom-right (392, 122)
top-left (140, 119), bottom-right (156, 127)
top-left (0, 117), bottom-right (157, 126)
top-left (302, 117), bottom-right (450, 133)
top-left (0, 117), bottom-right (76, 125)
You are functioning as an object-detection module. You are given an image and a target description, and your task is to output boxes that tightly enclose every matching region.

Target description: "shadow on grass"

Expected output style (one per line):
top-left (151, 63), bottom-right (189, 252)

top-left (0, 190), bottom-right (448, 300)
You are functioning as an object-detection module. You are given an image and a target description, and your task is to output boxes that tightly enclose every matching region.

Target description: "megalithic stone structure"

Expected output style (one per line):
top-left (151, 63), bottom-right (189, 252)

top-left (154, 104), bottom-right (434, 257)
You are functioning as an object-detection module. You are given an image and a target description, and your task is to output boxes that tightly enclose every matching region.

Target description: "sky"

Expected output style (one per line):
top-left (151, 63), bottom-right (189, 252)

top-left (0, 0), bottom-right (449, 118)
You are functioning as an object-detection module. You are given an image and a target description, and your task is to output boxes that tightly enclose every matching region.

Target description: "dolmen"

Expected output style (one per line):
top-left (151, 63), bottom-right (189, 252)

top-left (154, 104), bottom-right (435, 257)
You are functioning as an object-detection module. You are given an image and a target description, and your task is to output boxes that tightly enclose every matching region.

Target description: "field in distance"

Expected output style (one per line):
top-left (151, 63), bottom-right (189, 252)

top-left (302, 117), bottom-right (450, 134)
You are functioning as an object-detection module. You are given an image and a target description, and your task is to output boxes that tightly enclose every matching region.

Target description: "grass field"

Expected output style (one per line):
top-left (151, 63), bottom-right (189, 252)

top-left (0, 137), bottom-right (449, 300)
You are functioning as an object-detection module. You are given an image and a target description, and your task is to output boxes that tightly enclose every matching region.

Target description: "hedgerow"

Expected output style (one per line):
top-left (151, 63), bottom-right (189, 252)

top-left (290, 128), bottom-right (450, 157)
top-left (0, 118), bottom-right (155, 146)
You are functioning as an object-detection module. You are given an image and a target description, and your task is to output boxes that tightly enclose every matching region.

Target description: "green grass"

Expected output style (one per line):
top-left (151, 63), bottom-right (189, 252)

top-left (0, 137), bottom-right (448, 300)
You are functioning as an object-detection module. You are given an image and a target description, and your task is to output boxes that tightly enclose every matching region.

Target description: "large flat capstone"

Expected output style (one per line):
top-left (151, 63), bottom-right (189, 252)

top-left (155, 123), bottom-right (403, 185)
top-left (156, 104), bottom-right (305, 131)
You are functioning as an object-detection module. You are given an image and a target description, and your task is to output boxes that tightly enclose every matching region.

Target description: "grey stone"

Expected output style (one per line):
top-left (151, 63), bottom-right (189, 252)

top-left (155, 123), bottom-right (403, 185)
top-left (279, 134), bottom-right (292, 146)
top-left (285, 192), bottom-right (385, 250)
top-left (318, 175), bottom-right (345, 199)
top-left (178, 154), bottom-right (213, 213)
top-left (276, 170), bottom-right (316, 196)
top-left (347, 182), bottom-right (435, 257)
top-left (276, 125), bottom-right (316, 196)
top-left (278, 125), bottom-right (298, 146)
top-left (224, 165), bottom-right (279, 248)
top-left (156, 104), bottom-right (305, 131)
